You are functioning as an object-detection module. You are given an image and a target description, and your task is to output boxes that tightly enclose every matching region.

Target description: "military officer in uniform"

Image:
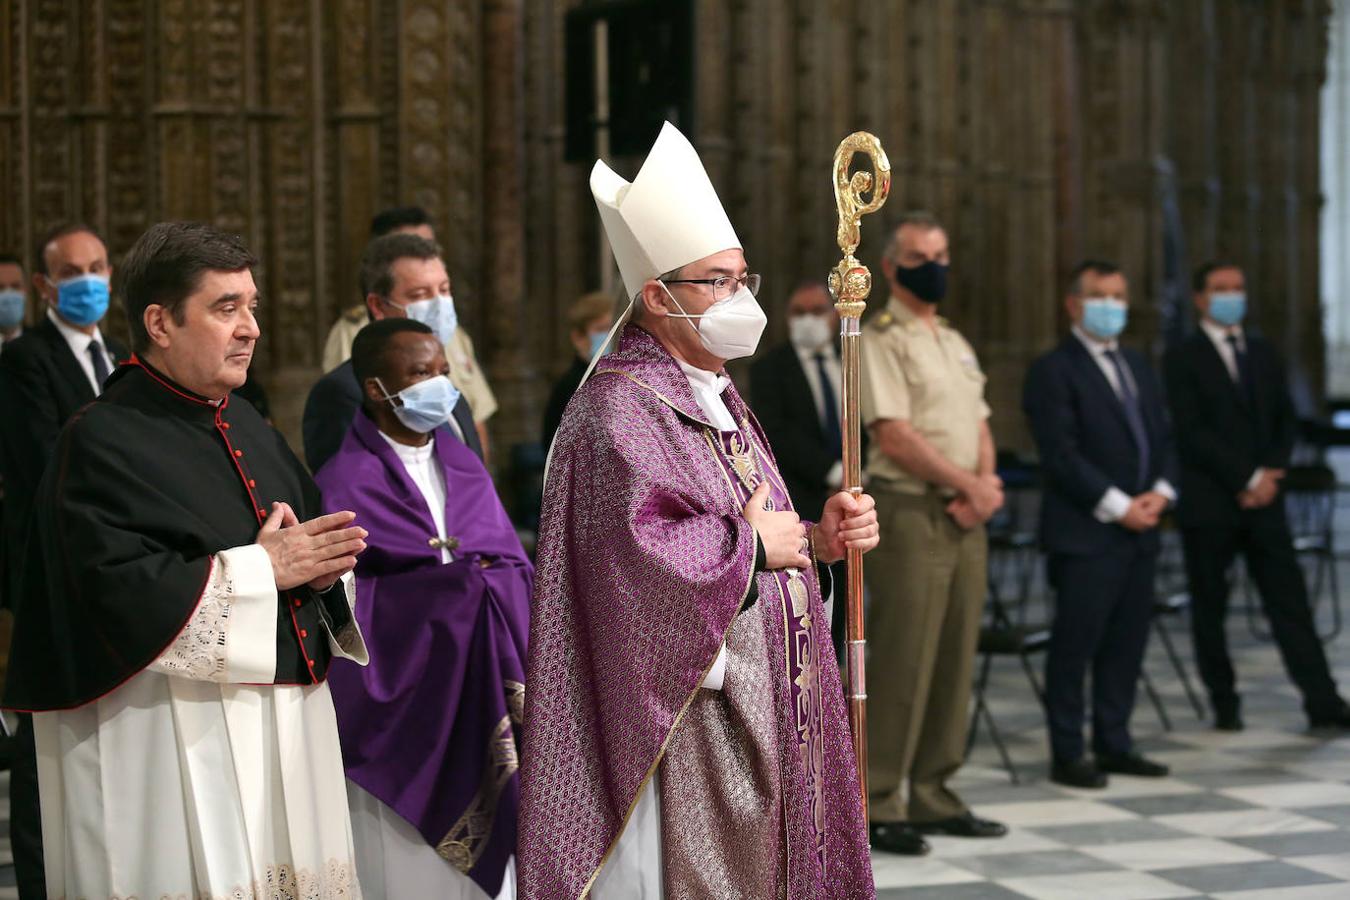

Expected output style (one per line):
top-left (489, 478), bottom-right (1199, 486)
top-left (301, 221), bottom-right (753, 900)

top-left (861, 211), bottom-right (1007, 856)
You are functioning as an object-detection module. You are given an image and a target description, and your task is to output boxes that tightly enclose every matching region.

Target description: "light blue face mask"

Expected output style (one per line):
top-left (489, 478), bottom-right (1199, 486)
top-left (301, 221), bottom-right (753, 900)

top-left (55, 274), bottom-right (110, 327)
top-left (1208, 291), bottom-right (1246, 327)
top-left (1081, 297), bottom-right (1128, 340)
top-left (378, 374), bottom-right (461, 434)
top-left (401, 294), bottom-right (458, 346)
top-left (0, 289), bottom-right (24, 329)
top-left (588, 330), bottom-right (608, 359)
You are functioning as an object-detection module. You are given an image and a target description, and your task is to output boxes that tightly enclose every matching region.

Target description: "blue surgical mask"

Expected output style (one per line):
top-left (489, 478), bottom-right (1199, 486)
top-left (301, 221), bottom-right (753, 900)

top-left (55, 274), bottom-right (110, 327)
top-left (378, 374), bottom-right (461, 433)
top-left (588, 330), bottom-right (608, 359)
top-left (0, 289), bottom-right (24, 329)
top-left (1081, 297), bottom-right (1128, 340)
top-left (402, 294), bottom-right (458, 345)
top-left (1208, 292), bottom-right (1246, 327)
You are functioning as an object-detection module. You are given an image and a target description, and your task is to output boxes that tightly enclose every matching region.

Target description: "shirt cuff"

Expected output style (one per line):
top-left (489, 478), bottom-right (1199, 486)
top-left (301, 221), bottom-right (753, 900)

top-left (1093, 487), bottom-right (1134, 524)
top-left (1151, 479), bottom-right (1177, 505)
top-left (318, 571), bottom-right (368, 666)
top-left (1246, 468), bottom-right (1265, 491)
top-left (826, 461), bottom-right (844, 491)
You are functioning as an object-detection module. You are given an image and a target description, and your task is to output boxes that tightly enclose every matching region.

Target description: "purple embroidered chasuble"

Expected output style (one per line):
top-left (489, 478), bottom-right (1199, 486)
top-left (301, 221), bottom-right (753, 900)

top-left (519, 325), bottom-right (873, 898)
top-left (315, 410), bottom-right (532, 897)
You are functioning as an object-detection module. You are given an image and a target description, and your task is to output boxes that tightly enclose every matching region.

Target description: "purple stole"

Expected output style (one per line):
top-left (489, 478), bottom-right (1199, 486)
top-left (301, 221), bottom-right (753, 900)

top-left (708, 415), bottom-right (828, 869)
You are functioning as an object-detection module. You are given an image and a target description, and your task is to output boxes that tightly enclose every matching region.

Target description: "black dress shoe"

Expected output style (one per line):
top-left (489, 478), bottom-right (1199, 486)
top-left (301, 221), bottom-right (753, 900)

top-left (914, 811), bottom-right (1008, 838)
top-left (1051, 758), bottom-right (1107, 788)
top-left (1213, 698), bottom-right (1243, 731)
top-left (1308, 702), bottom-right (1350, 729)
top-left (1096, 752), bottom-right (1170, 777)
top-left (869, 822), bottom-right (930, 856)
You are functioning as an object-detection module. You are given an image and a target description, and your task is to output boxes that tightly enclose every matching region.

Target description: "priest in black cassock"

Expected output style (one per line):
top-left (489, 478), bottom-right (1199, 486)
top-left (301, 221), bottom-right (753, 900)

top-left (2, 221), bottom-right (371, 899)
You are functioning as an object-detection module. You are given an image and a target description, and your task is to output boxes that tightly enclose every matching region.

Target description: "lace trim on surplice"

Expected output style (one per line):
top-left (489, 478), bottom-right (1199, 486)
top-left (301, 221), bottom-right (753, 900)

top-left (149, 556), bottom-right (232, 681)
top-left (61, 855), bottom-right (360, 899)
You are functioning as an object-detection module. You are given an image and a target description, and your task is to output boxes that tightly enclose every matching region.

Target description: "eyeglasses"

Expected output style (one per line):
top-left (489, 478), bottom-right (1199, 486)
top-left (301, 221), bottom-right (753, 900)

top-left (663, 272), bottom-right (761, 302)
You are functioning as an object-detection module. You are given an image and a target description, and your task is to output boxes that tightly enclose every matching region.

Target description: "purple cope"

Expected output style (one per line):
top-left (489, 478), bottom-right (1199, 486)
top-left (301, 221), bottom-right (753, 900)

top-left (519, 325), bottom-right (873, 898)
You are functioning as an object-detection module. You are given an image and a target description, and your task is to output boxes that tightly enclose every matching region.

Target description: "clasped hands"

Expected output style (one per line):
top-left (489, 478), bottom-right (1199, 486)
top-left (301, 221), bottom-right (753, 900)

top-left (255, 501), bottom-right (367, 592)
top-left (1238, 468), bottom-right (1284, 510)
top-left (1120, 491), bottom-right (1169, 532)
top-left (743, 481), bottom-right (880, 569)
top-left (946, 473), bottom-right (1004, 530)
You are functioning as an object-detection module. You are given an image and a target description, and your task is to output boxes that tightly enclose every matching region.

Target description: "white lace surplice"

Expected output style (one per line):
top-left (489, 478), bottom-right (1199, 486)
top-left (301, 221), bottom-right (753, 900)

top-left (33, 544), bottom-right (369, 899)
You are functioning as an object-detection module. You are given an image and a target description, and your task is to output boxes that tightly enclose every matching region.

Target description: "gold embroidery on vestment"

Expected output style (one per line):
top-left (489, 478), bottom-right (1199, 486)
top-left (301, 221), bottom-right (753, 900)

top-left (436, 716), bottom-right (519, 872)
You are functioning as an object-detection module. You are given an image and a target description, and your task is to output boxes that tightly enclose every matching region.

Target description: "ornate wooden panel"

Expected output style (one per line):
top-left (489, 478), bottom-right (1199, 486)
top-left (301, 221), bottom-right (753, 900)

top-left (0, 0), bottom-right (1332, 451)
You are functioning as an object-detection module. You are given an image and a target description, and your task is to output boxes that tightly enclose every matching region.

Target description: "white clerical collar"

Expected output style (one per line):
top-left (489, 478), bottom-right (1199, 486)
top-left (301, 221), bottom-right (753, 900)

top-left (676, 359), bottom-right (736, 431)
top-left (1071, 323), bottom-right (1117, 355)
top-left (1200, 316), bottom-right (1244, 346)
top-left (47, 307), bottom-right (103, 353)
top-left (378, 429), bottom-right (435, 463)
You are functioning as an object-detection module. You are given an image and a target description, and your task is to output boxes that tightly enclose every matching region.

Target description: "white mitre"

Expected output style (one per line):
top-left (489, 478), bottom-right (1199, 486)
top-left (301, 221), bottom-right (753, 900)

top-left (590, 122), bottom-right (741, 298)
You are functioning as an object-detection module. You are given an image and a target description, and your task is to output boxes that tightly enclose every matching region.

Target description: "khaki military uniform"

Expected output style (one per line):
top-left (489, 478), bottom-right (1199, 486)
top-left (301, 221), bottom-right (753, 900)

top-left (860, 295), bottom-right (990, 824)
top-left (320, 305), bottom-right (499, 423)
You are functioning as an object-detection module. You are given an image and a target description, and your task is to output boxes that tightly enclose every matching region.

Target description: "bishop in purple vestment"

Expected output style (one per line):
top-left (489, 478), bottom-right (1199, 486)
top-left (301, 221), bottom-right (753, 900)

top-left (519, 123), bottom-right (880, 899)
top-left (316, 319), bottom-right (531, 899)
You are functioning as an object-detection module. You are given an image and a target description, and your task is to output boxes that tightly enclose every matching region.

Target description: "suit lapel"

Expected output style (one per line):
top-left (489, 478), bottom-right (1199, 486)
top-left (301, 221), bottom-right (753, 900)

top-left (1065, 337), bottom-right (1133, 436)
top-left (1194, 332), bottom-right (1252, 416)
top-left (37, 317), bottom-right (95, 404)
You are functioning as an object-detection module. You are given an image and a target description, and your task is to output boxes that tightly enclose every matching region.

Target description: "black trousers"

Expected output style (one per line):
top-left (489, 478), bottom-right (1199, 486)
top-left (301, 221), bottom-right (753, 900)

top-left (1181, 511), bottom-right (1341, 718)
top-left (12, 713), bottom-right (46, 899)
top-left (1044, 542), bottom-right (1156, 763)
top-left (828, 560), bottom-right (849, 666)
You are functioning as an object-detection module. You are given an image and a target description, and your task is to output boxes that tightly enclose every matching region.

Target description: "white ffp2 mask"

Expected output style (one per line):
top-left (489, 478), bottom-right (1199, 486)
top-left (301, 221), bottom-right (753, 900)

top-left (662, 283), bottom-right (767, 361)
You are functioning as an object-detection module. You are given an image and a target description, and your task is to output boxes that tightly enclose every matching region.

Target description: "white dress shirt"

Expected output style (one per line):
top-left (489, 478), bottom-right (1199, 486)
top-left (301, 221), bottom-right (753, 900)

top-left (379, 431), bottom-right (454, 563)
top-left (48, 309), bottom-right (109, 395)
top-left (794, 342), bottom-right (845, 489)
top-left (1198, 318), bottom-right (1264, 491)
top-left (1070, 326), bottom-right (1176, 523)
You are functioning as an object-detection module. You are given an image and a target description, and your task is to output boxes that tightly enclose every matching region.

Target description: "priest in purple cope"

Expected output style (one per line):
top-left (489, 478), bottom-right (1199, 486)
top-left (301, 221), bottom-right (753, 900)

top-left (315, 318), bottom-right (531, 900)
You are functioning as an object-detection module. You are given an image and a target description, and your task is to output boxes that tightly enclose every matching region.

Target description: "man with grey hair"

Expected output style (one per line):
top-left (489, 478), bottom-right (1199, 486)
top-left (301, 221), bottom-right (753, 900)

top-left (860, 211), bottom-right (1007, 856)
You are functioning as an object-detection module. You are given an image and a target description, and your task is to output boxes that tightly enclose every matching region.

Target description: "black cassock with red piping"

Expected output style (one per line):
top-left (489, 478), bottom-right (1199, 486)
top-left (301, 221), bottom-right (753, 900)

top-left (3, 358), bottom-right (353, 711)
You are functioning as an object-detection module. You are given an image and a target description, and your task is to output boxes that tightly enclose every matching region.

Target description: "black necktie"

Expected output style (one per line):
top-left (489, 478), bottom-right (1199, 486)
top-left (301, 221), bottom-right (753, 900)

top-left (89, 341), bottom-right (110, 390)
top-left (1226, 334), bottom-right (1255, 406)
top-left (1105, 349), bottom-right (1151, 491)
top-left (815, 352), bottom-right (842, 456)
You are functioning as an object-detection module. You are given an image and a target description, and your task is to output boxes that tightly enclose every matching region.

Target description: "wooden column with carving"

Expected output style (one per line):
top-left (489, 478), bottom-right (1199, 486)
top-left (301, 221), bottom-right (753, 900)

top-left (481, 0), bottom-right (536, 450)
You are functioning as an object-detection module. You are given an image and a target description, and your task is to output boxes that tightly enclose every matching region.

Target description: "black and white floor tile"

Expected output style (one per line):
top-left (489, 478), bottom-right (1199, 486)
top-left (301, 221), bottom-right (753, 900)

top-left (871, 501), bottom-right (1350, 897)
top-left (0, 484), bottom-right (1345, 899)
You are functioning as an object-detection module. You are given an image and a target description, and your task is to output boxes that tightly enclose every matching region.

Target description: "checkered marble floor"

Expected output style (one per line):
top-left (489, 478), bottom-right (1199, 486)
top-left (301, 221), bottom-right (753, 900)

top-left (0, 489), bottom-right (1345, 899)
top-left (871, 518), bottom-right (1350, 897)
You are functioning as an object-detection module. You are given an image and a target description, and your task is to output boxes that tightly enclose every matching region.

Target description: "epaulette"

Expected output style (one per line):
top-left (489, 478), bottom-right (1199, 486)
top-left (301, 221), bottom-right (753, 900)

top-left (341, 303), bottom-right (367, 323)
top-left (869, 310), bottom-right (896, 330)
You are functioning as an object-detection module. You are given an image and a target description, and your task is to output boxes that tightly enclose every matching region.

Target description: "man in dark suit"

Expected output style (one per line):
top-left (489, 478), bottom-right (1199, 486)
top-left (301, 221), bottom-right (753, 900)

top-left (1165, 261), bottom-right (1349, 731)
top-left (0, 222), bottom-right (127, 900)
top-left (1024, 260), bottom-right (1175, 788)
top-left (750, 280), bottom-right (843, 523)
top-left (304, 233), bottom-right (480, 474)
